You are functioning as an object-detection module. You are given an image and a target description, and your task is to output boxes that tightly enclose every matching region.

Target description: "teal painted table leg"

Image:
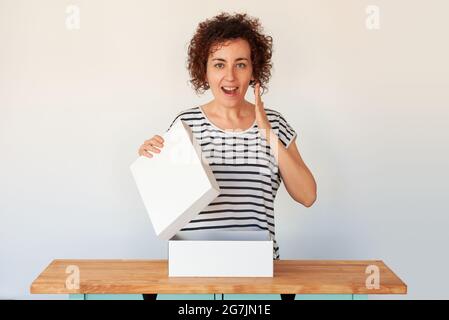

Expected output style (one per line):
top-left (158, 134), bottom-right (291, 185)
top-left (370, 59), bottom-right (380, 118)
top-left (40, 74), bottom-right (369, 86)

top-left (295, 294), bottom-right (368, 300)
top-left (69, 293), bottom-right (368, 300)
top-left (69, 294), bottom-right (86, 300)
top-left (224, 294), bottom-right (281, 300)
top-left (224, 294), bottom-right (368, 300)
top-left (69, 294), bottom-right (143, 300)
top-left (296, 294), bottom-right (352, 300)
top-left (157, 294), bottom-right (215, 300)
top-left (69, 294), bottom-right (214, 300)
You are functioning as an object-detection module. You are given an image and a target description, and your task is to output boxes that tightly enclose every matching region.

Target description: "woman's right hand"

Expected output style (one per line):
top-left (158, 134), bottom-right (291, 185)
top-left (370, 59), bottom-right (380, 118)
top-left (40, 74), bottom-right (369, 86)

top-left (138, 135), bottom-right (165, 158)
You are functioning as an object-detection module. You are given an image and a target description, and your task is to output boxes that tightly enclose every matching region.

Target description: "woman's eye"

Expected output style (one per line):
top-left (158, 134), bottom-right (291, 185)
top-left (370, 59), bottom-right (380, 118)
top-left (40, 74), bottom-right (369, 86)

top-left (214, 63), bottom-right (246, 69)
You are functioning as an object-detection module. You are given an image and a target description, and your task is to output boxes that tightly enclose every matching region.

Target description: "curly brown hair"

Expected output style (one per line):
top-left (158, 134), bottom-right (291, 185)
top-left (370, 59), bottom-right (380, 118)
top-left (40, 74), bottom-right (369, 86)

top-left (187, 12), bottom-right (273, 95)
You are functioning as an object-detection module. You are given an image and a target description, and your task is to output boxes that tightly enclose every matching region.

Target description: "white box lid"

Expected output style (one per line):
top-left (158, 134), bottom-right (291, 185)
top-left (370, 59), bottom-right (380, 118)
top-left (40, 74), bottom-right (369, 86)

top-left (130, 119), bottom-right (220, 240)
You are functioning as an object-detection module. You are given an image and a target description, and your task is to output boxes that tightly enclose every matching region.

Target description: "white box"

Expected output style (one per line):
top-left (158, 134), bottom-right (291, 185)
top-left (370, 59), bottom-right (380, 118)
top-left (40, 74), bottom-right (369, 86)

top-left (131, 119), bottom-right (273, 277)
top-left (169, 230), bottom-right (273, 277)
top-left (130, 119), bottom-right (220, 240)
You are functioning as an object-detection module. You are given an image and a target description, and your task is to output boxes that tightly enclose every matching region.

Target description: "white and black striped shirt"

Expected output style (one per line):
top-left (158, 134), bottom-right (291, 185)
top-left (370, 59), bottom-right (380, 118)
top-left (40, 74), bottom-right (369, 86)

top-left (167, 106), bottom-right (297, 259)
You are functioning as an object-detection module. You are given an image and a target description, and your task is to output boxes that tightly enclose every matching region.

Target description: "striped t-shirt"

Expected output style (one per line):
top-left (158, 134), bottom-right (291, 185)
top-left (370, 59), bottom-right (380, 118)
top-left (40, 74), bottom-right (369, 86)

top-left (166, 106), bottom-right (297, 259)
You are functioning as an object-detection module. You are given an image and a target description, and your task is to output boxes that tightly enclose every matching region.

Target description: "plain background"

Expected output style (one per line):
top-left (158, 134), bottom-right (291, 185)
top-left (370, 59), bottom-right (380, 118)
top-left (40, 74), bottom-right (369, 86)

top-left (1, 0), bottom-right (448, 299)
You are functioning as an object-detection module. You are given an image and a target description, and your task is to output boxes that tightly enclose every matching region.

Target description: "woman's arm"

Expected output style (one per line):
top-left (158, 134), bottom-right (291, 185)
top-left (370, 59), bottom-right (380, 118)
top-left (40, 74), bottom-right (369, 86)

top-left (253, 83), bottom-right (317, 207)
top-left (272, 135), bottom-right (317, 207)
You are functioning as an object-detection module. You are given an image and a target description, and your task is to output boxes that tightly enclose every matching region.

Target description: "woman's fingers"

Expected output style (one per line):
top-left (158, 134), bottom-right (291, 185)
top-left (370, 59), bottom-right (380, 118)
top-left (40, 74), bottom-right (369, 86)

top-left (153, 135), bottom-right (164, 144)
top-left (144, 136), bottom-right (164, 145)
top-left (254, 82), bottom-right (263, 107)
top-left (254, 83), bottom-right (265, 116)
top-left (146, 140), bottom-right (164, 148)
top-left (138, 144), bottom-right (160, 158)
top-left (144, 145), bottom-right (161, 154)
top-left (139, 135), bottom-right (164, 158)
top-left (146, 136), bottom-right (164, 148)
top-left (141, 150), bottom-right (153, 158)
top-left (138, 146), bottom-right (153, 158)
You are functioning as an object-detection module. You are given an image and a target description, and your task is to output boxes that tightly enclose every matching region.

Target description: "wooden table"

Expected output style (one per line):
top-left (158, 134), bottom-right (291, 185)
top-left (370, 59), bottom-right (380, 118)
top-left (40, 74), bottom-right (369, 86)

top-left (30, 259), bottom-right (407, 300)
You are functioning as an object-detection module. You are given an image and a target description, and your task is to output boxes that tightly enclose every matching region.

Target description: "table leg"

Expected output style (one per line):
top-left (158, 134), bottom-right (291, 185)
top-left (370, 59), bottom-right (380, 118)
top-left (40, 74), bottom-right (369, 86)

top-left (68, 293), bottom-right (368, 300)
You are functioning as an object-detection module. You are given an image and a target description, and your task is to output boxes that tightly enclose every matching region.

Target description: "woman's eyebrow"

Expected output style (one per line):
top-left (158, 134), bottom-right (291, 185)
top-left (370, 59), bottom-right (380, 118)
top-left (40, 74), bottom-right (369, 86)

top-left (212, 58), bottom-right (249, 62)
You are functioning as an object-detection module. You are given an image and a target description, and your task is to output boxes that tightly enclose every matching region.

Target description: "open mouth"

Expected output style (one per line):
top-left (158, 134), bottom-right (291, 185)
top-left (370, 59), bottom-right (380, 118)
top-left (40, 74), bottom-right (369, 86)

top-left (221, 86), bottom-right (239, 95)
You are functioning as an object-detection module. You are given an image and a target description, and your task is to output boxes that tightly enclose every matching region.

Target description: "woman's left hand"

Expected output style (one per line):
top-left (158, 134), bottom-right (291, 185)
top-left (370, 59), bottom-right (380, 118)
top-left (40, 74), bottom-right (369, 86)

top-left (254, 82), bottom-right (272, 130)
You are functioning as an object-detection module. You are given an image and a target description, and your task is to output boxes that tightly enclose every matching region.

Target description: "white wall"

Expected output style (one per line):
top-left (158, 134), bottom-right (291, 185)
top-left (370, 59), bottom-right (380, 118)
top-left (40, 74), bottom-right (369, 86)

top-left (1, 0), bottom-right (448, 299)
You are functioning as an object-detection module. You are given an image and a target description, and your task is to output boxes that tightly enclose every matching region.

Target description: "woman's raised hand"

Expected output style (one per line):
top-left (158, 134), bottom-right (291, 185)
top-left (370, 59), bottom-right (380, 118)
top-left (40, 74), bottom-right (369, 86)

top-left (254, 82), bottom-right (271, 130)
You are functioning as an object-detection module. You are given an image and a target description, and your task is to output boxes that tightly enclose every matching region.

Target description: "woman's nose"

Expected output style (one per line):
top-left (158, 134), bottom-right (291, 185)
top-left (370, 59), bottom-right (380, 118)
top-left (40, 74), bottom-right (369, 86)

top-left (224, 66), bottom-right (235, 80)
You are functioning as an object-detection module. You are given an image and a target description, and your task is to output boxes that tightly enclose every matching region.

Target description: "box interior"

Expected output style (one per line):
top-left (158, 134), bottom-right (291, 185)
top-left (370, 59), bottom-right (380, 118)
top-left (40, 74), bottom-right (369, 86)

top-left (170, 230), bottom-right (271, 241)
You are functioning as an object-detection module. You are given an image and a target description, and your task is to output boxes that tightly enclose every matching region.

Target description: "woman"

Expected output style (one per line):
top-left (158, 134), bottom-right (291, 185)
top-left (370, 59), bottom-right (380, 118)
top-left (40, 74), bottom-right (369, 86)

top-left (139, 12), bottom-right (317, 301)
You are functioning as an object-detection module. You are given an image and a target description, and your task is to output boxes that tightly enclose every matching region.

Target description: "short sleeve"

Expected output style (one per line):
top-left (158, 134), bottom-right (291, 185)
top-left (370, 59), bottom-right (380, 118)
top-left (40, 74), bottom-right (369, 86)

top-left (277, 113), bottom-right (297, 148)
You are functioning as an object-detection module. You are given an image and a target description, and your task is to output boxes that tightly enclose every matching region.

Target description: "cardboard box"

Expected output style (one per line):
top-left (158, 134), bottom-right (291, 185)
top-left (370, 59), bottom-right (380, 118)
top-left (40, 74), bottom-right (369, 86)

top-left (130, 119), bottom-right (220, 240)
top-left (169, 230), bottom-right (273, 277)
top-left (131, 119), bottom-right (273, 277)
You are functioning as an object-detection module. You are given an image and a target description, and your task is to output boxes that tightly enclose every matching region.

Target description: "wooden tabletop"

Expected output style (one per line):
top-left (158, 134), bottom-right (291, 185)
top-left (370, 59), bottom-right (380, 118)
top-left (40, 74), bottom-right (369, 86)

top-left (30, 259), bottom-right (407, 295)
